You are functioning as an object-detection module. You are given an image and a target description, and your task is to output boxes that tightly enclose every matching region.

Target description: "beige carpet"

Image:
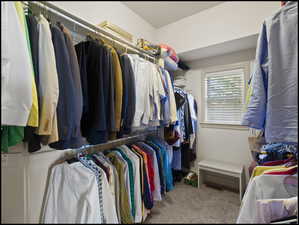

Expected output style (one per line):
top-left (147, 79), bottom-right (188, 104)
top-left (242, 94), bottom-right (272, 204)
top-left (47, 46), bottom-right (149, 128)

top-left (144, 182), bottom-right (240, 224)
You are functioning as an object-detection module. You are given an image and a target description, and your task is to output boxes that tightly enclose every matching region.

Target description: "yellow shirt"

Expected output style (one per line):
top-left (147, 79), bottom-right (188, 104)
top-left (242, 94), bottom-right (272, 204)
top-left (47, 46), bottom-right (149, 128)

top-left (251, 165), bottom-right (287, 178)
top-left (263, 165), bottom-right (298, 174)
top-left (105, 44), bottom-right (123, 139)
top-left (15, 2), bottom-right (39, 127)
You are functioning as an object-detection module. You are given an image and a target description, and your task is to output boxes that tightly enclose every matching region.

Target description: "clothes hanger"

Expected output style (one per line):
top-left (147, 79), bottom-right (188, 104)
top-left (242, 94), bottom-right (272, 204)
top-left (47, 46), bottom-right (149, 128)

top-left (120, 46), bottom-right (128, 56)
top-left (73, 22), bottom-right (77, 34)
top-left (66, 157), bottom-right (79, 164)
top-left (86, 32), bottom-right (94, 41)
top-left (44, 5), bottom-right (50, 22)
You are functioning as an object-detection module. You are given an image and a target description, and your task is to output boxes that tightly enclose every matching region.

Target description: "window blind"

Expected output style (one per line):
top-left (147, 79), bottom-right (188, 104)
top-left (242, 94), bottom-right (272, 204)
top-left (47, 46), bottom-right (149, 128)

top-left (204, 68), bottom-right (245, 124)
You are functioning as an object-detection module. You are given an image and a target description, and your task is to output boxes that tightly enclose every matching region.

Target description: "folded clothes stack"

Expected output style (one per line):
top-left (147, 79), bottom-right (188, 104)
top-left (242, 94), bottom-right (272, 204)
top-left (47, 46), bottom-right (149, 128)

top-left (159, 44), bottom-right (178, 71)
top-left (159, 44), bottom-right (189, 71)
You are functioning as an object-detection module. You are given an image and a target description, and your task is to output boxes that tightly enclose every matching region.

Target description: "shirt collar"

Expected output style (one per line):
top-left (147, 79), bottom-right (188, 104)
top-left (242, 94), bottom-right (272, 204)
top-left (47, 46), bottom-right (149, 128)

top-left (285, 1), bottom-right (297, 7)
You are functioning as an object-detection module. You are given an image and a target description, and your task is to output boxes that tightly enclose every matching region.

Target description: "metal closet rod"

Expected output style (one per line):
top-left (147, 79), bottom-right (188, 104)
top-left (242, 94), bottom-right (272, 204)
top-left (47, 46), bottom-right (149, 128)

top-left (22, 129), bottom-right (158, 156)
top-left (24, 1), bottom-right (157, 61)
top-left (68, 130), bottom-right (158, 157)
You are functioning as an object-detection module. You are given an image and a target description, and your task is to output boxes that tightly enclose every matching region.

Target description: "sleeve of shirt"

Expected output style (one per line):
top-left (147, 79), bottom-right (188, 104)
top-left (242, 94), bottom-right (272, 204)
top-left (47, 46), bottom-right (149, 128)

top-left (36, 17), bottom-right (59, 136)
top-left (141, 62), bottom-right (152, 125)
top-left (241, 22), bottom-right (269, 129)
top-left (236, 176), bottom-right (259, 223)
top-left (153, 65), bottom-right (166, 121)
top-left (157, 68), bottom-right (166, 100)
top-left (165, 70), bottom-right (178, 123)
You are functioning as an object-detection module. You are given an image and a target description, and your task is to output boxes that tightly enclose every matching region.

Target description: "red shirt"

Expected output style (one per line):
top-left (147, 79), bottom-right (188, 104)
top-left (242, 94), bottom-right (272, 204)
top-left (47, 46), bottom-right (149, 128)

top-left (132, 144), bottom-right (155, 193)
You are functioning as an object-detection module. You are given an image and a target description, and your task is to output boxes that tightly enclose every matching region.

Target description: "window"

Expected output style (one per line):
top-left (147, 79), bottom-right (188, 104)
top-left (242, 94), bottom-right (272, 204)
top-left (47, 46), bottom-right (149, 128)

top-left (202, 63), bottom-right (249, 125)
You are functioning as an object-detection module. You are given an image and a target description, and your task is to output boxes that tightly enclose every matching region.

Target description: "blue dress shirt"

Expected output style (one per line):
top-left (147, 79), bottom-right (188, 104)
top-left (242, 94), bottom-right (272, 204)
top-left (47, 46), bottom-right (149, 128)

top-left (242, 1), bottom-right (298, 143)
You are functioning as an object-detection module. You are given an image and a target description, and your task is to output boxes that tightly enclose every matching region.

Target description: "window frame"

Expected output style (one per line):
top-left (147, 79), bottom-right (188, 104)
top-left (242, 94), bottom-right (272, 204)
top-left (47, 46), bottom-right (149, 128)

top-left (200, 61), bottom-right (251, 129)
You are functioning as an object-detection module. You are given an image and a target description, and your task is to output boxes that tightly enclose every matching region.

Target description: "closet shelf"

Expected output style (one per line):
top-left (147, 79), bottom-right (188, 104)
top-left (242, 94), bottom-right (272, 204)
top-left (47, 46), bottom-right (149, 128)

top-left (23, 1), bottom-right (157, 61)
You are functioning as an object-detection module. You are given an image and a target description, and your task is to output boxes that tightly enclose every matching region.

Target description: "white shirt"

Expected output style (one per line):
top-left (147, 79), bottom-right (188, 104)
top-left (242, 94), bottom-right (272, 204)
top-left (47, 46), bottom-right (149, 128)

top-left (237, 174), bottom-right (298, 223)
top-left (42, 162), bottom-right (102, 223)
top-left (128, 54), bottom-right (151, 127)
top-left (164, 70), bottom-right (177, 124)
top-left (1, 2), bottom-right (33, 126)
top-left (94, 152), bottom-right (120, 220)
top-left (187, 93), bottom-right (197, 148)
top-left (93, 161), bottom-right (119, 224)
top-left (149, 63), bottom-right (166, 125)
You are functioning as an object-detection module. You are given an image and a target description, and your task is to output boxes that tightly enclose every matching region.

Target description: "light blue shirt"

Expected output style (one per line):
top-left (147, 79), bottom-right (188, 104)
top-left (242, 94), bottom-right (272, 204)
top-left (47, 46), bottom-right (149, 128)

top-left (242, 1), bottom-right (298, 143)
top-left (160, 68), bottom-right (171, 125)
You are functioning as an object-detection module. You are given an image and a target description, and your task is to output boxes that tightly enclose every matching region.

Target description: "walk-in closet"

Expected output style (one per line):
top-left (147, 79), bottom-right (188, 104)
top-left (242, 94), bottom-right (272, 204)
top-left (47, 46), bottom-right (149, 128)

top-left (1, 1), bottom-right (297, 224)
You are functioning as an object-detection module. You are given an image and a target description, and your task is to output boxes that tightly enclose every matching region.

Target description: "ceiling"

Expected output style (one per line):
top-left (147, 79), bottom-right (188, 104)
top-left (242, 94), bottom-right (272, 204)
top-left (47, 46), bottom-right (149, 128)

top-left (122, 1), bottom-right (223, 28)
top-left (179, 34), bottom-right (259, 62)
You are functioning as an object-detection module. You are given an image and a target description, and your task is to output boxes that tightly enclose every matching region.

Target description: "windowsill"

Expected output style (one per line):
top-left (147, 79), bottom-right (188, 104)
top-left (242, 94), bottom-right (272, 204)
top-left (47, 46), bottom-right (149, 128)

top-left (200, 122), bottom-right (249, 130)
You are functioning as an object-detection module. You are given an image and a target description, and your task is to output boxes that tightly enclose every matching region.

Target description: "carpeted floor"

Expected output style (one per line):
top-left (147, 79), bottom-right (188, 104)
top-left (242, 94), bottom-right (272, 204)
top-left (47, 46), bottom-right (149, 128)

top-left (144, 182), bottom-right (240, 224)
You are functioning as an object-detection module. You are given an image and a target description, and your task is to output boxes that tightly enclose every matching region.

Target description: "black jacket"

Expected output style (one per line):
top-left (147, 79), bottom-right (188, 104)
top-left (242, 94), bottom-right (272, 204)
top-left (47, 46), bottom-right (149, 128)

top-left (75, 40), bottom-right (108, 144)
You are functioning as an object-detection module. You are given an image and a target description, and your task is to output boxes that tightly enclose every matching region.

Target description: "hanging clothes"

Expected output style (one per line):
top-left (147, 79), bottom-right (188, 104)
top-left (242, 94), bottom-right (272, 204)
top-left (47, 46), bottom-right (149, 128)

top-left (1, 126), bottom-right (24, 152)
top-left (118, 145), bottom-right (143, 223)
top-left (1, 4), bottom-right (179, 153)
top-left (165, 87), bottom-right (198, 179)
top-left (74, 40), bottom-right (108, 145)
top-left (42, 162), bottom-right (105, 223)
top-left (104, 44), bottom-right (123, 140)
top-left (42, 136), bottom-right (175, 223)
top-left (58, 23), bottom-right (84, 147)
top-left (135, 142), bottom-right (162, 201)
top-left (112, 148), bottom-right (136, 219)
top-left (242, 1), bottom-right (298, 143)
top-left (77, 152), bottom-right (119, 223)
top-left (1, 1), bottom-right (33, 126)
top-left (103, 45), bottom-right (116, 137)
top-left (36, 15), bottom-right (59, 142)
top-left (105, 151), bottom-right (134, 224)
top-left (237, 174), bottom-right (298, 224)
top-left (127, 54), bottom-right (152, 127)
top-left (118, 54), bottom-right (136, 136)
top-left (15, 1), bottom-right (39, 128)
top-left (48, 24), bottom-right (79, 150)
top-left (23, 13), bottom-right (42, 152)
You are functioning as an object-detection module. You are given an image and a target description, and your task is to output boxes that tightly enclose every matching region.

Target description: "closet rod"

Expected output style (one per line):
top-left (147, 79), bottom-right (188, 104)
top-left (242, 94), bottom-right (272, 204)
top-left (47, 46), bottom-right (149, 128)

top-left (70, 130), bottom-right (158, 155)
top-left (61, 129), bottom-right (160, 160)
top-left (24, 1), bottom-right (157, 61)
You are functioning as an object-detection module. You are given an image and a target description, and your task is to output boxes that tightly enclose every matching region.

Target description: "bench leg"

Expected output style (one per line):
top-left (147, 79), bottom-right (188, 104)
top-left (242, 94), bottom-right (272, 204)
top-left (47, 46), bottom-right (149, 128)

top-left (239, 175), bottom-right (242, 201)
top-left (198, 169), bottom-right (203, 188)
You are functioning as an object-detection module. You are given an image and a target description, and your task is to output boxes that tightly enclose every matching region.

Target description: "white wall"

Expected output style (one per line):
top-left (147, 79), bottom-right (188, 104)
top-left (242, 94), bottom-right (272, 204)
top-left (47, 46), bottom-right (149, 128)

top-left (155, 1), bottom-right (280, 55)
top-left (185, 48), bottom-right (256, 182)
top-left (1, 143), bottom-right (74, 223)
top-left (50, 1), bottom-right (156, 43)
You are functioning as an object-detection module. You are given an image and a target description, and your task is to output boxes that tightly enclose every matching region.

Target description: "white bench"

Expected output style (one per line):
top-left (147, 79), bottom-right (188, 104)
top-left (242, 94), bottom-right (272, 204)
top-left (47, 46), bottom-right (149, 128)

top-left (198, 160), bottom-right (246, 201)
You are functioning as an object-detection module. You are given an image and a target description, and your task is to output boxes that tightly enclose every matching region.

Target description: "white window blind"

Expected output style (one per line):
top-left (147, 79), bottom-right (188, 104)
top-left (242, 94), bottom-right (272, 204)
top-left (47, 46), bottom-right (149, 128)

top-left (204, 68), bottom-right (245, 124)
